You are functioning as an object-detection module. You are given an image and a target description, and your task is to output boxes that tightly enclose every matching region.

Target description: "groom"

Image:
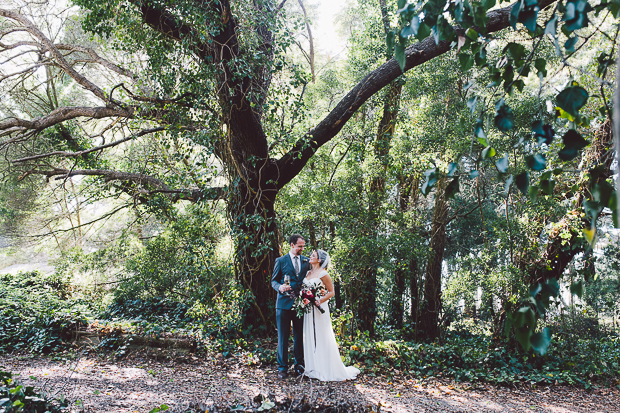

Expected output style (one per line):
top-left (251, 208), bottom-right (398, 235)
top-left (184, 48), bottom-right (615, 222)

top-left (271, 234), bottom-right (309, 379)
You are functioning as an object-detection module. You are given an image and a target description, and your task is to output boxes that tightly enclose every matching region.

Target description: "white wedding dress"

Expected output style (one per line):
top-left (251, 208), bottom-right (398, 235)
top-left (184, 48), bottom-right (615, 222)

top-left (302, 272), bottom-right (359, 381)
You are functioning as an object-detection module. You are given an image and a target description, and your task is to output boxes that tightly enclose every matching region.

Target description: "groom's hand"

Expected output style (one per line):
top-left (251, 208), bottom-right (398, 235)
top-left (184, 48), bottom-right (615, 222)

top-left (279, 285), bottom-right (291, 293)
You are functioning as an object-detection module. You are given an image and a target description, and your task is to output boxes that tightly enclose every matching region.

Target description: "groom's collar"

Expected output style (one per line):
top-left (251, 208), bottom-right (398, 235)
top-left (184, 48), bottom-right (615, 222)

top-left (288, 251), bottom-right (298, 261)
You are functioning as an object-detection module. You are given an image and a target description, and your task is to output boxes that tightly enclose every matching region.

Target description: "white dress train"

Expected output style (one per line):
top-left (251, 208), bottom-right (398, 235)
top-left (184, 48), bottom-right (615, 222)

top-left (302, 272), bottom-right (359, 381)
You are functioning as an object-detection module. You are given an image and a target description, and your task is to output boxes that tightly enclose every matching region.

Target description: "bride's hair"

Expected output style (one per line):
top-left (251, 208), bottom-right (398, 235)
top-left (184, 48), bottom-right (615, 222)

top-left (316, 249), bottom-right (331, 270)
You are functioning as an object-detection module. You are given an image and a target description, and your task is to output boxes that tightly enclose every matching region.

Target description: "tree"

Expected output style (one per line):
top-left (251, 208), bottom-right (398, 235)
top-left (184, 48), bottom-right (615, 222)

top-left (1, 0), bottom-right (616, 335)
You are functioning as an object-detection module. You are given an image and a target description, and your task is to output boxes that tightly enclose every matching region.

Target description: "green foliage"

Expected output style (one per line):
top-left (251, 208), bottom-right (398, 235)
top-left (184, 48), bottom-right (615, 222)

top-left (334, 331), bottom-right (620, 386)
top-left (112, 204), bottom-right (231, 303)
top-left (0, 271), bottom-right (91, 354)
top-left (188, 283), bottom-right (253, 339)
top-left (0, 369), bottom-right (68, 413)
top-left (101, 297), bottom-right (191, 327)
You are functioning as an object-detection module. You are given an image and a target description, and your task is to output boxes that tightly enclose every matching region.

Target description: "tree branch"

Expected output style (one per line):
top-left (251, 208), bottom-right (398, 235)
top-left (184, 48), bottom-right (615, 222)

top-left (0, 8), bottom-right (108, 102)
top-left (274, 0), bottom-right (559, 189)
top-left (18, 167), bottom-right (226, 202)
top-left (0, 106), bottom-right (133, 138)
top-left (11, 127), bottom-right (165, 163)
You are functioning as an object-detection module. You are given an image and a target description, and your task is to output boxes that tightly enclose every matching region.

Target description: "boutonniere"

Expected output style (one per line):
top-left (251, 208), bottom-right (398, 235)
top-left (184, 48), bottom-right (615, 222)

top-left (302, 258), bottom-right (308, 263)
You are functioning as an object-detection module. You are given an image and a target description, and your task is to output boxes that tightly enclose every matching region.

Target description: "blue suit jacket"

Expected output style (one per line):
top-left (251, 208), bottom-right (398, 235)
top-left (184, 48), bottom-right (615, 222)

top-left (271, 254), bottom-right (309, 310)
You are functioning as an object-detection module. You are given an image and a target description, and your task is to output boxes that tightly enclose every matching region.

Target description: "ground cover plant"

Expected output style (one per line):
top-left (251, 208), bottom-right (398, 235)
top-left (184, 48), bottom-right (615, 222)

top-left (0, 271), bottom-right (91, 354)
top-left (0, 369), bottom-right (68, 413)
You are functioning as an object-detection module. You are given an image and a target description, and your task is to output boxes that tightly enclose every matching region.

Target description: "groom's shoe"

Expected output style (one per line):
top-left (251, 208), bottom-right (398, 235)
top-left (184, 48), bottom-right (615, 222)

top-left (295, 365), bottom-right (305, 376)
top-left (277, 371), bottom-right (288, 380)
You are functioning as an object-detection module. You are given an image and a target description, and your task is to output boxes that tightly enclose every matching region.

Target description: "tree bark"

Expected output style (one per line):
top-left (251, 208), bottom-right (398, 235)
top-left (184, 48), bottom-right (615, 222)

top-left (421, 177), bottom-right (448, 341)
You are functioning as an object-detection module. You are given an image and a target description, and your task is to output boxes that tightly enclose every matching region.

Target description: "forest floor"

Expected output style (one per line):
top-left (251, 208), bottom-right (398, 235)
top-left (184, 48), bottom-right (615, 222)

top-left (2, 348), bottom-right (620, 413)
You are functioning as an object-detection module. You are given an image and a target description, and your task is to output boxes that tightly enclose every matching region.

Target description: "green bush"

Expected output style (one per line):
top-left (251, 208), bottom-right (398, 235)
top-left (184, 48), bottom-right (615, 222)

top-left (114, 205), bottom-right (232, 304)
top-left (0, 369), bottom-right (68, 412)
top-left (331, 331), bottom-right (620, 386)
top-left (0, 271), bottom-right (91, 354)
top-left (188, 282), bottom-right (253, 339)
top-left (101, 297), bottom-right (191, 325)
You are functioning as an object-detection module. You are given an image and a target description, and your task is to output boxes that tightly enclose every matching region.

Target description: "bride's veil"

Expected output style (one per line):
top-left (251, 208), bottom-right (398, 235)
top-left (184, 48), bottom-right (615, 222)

top-left (316, 249), bottom-right (330, 270)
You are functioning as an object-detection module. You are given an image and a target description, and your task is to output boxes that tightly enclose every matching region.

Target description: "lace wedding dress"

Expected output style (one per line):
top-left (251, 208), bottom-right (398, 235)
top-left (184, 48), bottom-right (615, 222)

top-left (302, 272), bottom-right (359, 381)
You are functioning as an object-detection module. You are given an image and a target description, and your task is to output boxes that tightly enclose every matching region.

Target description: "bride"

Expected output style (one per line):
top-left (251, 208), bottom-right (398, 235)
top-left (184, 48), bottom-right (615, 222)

top-left (302, 249), bottom-right (359, 381)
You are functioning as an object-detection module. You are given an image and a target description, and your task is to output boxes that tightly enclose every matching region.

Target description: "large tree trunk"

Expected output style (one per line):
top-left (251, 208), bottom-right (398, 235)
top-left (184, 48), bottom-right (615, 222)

top-left (420, 177), bottom-right (448, 340)
top-left (227, 164), bottom-right (281, 331)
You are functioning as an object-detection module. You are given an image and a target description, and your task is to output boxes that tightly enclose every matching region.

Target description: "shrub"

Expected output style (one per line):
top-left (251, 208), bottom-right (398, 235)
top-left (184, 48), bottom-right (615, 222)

top-left (0, 369), bottom-right (68, 412)
top-left (0, 271), bottom-right (90, 353)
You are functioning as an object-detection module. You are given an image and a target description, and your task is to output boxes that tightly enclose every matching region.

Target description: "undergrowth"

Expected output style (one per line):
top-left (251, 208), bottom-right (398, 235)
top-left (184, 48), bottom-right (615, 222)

top-left (0, 369), bottom-right (68, 412)
top-left (0, 271), bottom-right (92, 354)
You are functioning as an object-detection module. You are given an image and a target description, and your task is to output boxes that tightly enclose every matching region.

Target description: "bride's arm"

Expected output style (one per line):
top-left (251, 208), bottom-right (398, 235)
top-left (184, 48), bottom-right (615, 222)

top-left (318, 274), bottom-right (335, 305)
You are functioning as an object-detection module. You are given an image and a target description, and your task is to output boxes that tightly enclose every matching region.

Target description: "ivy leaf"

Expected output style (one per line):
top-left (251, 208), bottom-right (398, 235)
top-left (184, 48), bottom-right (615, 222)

top-left (540, 179), bottom-right (555, 195)
top-left (483, 0), bottom-right (496, 9)
top-left (513, 79), bottom-right (525, 93)
top-left (401, 16), bottom-right (420, 38)
top-left (565, 35), bottom-right (578, 52)
top-left (519, 8), bottom-right (539, 32)
top-left (445, 177), bottom-right (460, 199)
top-left (584, 199), bottom-right (602, 225)
top-left (533, 121), bottom-right (555, 145)
top-left (394, 45), bottom-right (406, 71)
top-left (386, 31), bottom-right (395, 55)
top-left (258, 401), bottom-right (276, 411)
top-left (466, 28), bottom-right (478, 40)
top-left (529, 185), bottom-right (539, 202)
top-left (421, 168), bottom-right (438, 196)
top-left (416, 22), bottom-right (431, 41)
top-left (504, 174), bottom-right (514, 194)
top-left (532, 120), bottom-right (544, 135)
top-left (504, 43), bottom-right (526, 61)
top-left (570, 281), bottom-right (584, 298)
top-left (475, 120), bottom-right (486, 140)
top-left (563, 0), bottom-right (592, 32)
top-left (534, 58), bottom-right (547, 77)
top-left (510, 0), bottom-right (523, 29)
top-left (459, 53), bottom-right (474, 71)
top-left (482, 146), bottom-right (496, 159)
top-left (495, 154), bottom-right (509, 173)
top-left (515, 326), bottom-right (532, 352)
top-left (558, 130), bottom-right (588, 161)
top-left (597, 51), bottom-right (613, 76)
top-left (545, 15), bottom-right (558, 36)
top-left (448, 162), bottom-right (458, 177)
top-left (525, 154), bottom-right (546, 171)
top-left (432, 15), bottom-right (455, 44)
top-left (515, 171), bottom-right (529, 194)
top-left (583, 225), bottom-right (597, 246)
top-left (467, 96), bottom-right (478, 113)
top-left (592, 181), bottom-right (614, 209)
top-left (542, 278), bottom-right (560, 298)
top-left (530, 327), bottom-right (551, 355)
top-left (495, 100), bottom-right (514, 131)
top-left (556, 85), bottom-right (589, 117)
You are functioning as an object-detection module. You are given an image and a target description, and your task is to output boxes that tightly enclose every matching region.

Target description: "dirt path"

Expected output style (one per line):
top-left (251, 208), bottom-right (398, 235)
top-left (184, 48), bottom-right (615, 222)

top-left (1, 353), bottom-right (618, 412)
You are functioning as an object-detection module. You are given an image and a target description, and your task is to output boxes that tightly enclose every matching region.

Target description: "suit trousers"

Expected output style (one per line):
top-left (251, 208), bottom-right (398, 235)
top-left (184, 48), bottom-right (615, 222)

top-left (276, 308), bottom-right (304, 372)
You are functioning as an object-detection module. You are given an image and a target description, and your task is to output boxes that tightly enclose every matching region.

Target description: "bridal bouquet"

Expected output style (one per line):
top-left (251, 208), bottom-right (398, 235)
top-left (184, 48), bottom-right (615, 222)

top-left (286, 282), bottom-right (326, 318)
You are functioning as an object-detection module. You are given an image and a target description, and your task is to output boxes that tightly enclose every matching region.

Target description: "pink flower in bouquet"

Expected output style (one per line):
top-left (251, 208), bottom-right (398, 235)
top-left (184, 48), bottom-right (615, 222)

top-left (303, 298), bottom-right (310, 305)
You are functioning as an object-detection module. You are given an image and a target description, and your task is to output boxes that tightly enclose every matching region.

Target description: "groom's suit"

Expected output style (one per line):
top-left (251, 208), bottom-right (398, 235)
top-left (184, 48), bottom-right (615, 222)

top-left (271, 252), bottom-right (309, 374)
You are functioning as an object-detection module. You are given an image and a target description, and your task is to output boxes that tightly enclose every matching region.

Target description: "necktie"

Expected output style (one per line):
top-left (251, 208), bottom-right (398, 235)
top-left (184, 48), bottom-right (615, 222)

top-left (294, 256), bottom-right (300, 275)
